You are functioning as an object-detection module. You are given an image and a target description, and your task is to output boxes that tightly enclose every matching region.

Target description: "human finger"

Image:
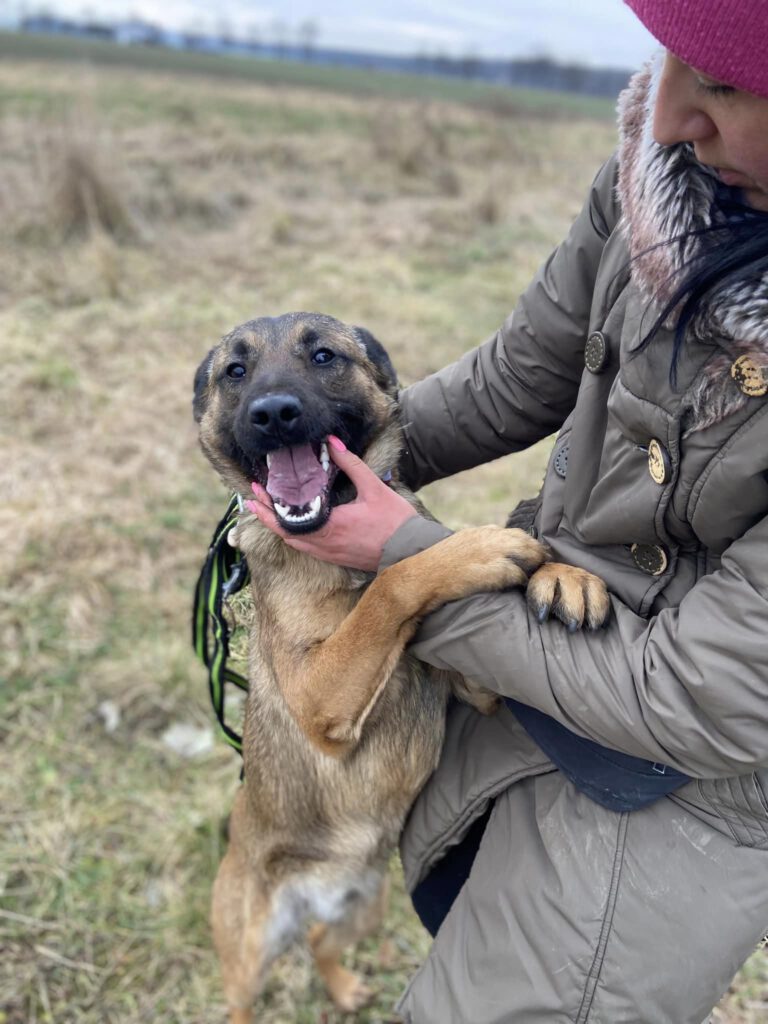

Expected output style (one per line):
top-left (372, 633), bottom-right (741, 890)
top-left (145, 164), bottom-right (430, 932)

top-left (327, 435), bottom-right (384, 496)
top-left (249, 481), bottom-right (273, 511)
top-left (244, 494), bottom-right (290, 538)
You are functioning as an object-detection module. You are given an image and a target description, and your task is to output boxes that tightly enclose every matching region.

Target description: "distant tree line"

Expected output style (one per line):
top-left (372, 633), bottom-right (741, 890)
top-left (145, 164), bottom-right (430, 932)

top-left (18, 13), bottom-right (632, 99)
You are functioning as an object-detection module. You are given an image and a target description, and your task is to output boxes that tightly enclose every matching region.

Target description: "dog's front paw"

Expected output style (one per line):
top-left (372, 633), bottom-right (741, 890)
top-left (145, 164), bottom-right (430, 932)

top-left (433, 525), bottom-right (548, 598)
top-left (526, 563), bottom-right (610, 631)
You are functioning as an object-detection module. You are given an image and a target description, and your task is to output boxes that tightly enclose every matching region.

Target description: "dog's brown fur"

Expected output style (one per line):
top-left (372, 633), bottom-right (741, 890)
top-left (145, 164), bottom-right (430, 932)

top-left (193, 313), bottom-right (609, 1021)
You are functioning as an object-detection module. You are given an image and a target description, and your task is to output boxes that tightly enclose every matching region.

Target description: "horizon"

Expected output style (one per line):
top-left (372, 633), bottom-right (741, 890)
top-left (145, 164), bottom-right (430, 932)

top-left (5, 1), bottom-right (659, 71)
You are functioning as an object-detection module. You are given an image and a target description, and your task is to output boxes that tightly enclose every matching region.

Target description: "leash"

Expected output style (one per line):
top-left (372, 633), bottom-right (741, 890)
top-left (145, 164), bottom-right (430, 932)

top-left (192, 494), bottom-right (250, 756)
top-left (192, 469), bottom-right (395, 755)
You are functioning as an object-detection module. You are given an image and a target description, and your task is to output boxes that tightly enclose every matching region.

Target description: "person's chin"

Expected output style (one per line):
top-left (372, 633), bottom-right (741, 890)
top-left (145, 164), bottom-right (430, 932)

top-left (744, 186), bottom-right (768, 212)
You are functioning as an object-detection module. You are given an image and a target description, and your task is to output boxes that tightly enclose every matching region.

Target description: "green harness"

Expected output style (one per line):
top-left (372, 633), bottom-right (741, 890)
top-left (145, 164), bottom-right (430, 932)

top-left (192, 495), bottom-right (250, 756)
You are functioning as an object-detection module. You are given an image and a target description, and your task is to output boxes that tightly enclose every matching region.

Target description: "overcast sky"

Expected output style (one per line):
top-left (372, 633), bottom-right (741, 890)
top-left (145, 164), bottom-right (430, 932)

top-left (10, 0), bottom-right (659, 69)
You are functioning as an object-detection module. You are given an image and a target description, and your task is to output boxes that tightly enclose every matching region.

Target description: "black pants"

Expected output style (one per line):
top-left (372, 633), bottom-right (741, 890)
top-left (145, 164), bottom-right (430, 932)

top-left (410, 802), bottom-right (494, 937)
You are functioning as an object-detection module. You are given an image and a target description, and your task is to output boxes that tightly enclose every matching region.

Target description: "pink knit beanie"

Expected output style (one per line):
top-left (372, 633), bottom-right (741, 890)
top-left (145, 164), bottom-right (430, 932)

top-left (624, 0), bottom-right (768, 98)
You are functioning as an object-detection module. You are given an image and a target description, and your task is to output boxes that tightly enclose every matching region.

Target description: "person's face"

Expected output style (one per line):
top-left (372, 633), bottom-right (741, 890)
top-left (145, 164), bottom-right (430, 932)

top-left (653, 52), bottom-right (768, 212)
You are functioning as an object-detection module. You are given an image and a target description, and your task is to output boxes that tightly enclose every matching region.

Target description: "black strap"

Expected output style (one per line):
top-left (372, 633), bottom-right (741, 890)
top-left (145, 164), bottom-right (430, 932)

top-left (192, 496), bottom-right (250, 755)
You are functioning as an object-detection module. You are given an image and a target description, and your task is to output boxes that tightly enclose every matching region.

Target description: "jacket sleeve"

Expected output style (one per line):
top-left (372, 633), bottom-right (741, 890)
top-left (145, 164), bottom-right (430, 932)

top-left (381, 514), bottom-right (768, 778)
top-left (399, 153), bottom-right (621, 491)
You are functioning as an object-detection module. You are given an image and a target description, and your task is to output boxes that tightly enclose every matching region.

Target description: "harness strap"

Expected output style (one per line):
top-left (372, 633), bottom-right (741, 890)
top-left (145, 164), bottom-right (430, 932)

top-left (192, 495), bottom-right (250, 755)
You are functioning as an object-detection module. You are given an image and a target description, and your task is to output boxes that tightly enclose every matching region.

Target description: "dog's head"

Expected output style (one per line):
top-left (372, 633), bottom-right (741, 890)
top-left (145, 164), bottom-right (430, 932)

top-left (193, 312), bottom-right (400, 534)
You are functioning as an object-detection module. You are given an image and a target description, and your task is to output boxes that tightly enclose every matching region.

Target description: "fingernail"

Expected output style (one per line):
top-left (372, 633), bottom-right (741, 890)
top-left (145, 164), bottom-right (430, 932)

top-left (245, 500), bottom-right (259, 515)
top-left (328, 435), bottom-right (346, 452)
top-left (251, 481), bottom-right (265, 496)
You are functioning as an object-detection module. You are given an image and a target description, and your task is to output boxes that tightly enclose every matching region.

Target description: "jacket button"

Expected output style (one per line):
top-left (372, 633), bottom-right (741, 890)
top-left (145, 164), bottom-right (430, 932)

top-left (731, 355), bottom-right (768, 397)
top-left (631, 543), bottom-right (668, 576)
top-left (554, 442), bottom-right (570, 478)
top-left (647, 439), bottom-right (671, 484)
top-left (585, 331), bottom-right (609, 373)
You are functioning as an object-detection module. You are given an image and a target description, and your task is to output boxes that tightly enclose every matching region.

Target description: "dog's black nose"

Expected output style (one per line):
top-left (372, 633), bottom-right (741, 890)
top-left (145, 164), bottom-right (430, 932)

top-left (248, 394), bottom-right (303, 431)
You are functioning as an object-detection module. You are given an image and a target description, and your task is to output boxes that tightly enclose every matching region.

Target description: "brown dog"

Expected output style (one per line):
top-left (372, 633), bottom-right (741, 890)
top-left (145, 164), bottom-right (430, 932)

top-left (193, 312), bottom-right (609, 1022)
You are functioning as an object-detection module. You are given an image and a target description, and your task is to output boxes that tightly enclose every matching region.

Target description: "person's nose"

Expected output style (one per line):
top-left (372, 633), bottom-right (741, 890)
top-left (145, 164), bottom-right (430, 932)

top-left (652, 53), bottom-right (718, 147)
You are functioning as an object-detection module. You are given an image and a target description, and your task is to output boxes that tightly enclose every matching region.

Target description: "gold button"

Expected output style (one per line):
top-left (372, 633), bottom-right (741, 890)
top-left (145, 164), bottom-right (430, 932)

top-left (731, 355), bottom-right (768, 397)
top-left (647, 439), bottom-right (671, 485)
top-left (631, 543), bottom-right (668, 576)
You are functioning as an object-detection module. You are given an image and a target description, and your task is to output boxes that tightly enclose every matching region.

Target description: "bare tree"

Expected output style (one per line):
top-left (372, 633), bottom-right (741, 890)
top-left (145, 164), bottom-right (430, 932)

top-left (246, 22), bottom-right (262, 52)
top-left (216, 16), bottom-right (235, 49)
top-left (182, 17), bottom-right (204, 49)
top-left (297, 18), bottom-right (319, 61)
top-left (459, 45), bottom-right (481, 80)
top-left (270, 17), bottom-right (288, 57)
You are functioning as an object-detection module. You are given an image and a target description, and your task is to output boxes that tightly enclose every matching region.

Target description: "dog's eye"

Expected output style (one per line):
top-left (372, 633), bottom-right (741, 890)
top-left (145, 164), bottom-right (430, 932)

top-left (312, 349), bottom-right (335, 365)
top-left (226, 362), bottom-right (247, 379)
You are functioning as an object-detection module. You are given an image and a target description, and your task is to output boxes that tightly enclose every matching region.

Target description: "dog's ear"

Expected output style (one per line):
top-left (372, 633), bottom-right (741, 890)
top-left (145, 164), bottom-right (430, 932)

top-left (355, 327), bottom-right (398, 397)
top-left (193, 347), bottom-right (216, 423)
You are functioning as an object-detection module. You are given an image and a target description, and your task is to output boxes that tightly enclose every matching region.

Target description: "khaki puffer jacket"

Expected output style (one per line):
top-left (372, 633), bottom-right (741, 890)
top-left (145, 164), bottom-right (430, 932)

top-left (381, 59), bottom-right (768, 891)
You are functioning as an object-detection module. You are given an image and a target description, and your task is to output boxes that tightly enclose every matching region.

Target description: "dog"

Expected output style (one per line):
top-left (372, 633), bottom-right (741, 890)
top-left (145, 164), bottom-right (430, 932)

top-left (193, 312), bottom-right (609, 1023)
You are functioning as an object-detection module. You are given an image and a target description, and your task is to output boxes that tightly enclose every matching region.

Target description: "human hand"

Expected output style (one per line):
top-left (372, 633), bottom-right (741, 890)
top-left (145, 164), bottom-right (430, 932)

top-left (245, 435), bottom-right (418, 571)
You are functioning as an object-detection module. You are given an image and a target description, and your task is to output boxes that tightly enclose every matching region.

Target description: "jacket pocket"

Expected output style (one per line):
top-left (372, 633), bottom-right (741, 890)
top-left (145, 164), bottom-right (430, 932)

top-left (697, 774), bottom-right (768, 849)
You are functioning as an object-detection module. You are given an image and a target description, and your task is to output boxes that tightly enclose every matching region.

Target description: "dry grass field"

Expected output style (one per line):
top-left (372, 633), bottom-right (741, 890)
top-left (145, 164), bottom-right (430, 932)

top-left (1, 39), bottom-right (766, 1024)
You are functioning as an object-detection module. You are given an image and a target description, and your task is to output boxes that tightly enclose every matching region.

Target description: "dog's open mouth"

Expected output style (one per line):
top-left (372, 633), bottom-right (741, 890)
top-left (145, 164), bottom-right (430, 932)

top-left (259, 439), bottom-right (337, 532)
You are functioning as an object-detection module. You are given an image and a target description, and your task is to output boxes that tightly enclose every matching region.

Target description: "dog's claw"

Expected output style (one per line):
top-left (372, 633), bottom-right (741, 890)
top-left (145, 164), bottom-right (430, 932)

top-left (527, 562), bottom-right (610, 632)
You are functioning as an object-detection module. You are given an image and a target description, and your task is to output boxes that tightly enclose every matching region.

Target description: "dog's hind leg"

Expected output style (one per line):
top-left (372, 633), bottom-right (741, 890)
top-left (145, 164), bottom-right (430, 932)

top-left (308, 876), bottom-right (389, 1012)
top-left (211, 792), bottom-right (274, 1024)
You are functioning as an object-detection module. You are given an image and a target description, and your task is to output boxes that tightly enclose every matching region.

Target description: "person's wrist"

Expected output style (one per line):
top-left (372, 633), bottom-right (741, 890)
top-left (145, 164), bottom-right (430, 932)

top-left (379, 515), bottom-right (453, 572)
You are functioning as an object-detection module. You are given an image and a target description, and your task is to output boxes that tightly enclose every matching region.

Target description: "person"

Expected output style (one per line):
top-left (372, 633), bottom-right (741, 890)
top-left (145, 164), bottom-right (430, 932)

top-left (246, 0), bottom-right (768, 1019)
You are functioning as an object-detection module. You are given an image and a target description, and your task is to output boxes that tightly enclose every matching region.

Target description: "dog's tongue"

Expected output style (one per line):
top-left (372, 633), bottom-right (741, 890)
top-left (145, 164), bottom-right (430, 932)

top-left (265, 444), bottom-right (326, 507)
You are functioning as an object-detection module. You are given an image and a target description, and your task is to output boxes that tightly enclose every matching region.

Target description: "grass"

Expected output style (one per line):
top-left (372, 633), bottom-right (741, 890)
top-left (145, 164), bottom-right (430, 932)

top-left (0, 30), bottom-right (615, 121)
top-left (0, 47), bottom-right (765, 1024)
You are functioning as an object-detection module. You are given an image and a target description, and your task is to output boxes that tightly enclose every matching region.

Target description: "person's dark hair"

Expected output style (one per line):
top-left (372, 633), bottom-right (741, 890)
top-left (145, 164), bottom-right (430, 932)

top-left (635, 198), bottom-right (768, 386)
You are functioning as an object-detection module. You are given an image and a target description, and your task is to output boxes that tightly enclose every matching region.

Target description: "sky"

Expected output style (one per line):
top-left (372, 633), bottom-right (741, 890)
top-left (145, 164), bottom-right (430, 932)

top-left (9, 0), bottom-right (659, 69)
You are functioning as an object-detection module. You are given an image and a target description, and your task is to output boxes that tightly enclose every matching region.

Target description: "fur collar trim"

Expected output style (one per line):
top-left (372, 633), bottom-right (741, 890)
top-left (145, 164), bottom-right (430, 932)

top-left (617, 54), bottom-right (768, 431)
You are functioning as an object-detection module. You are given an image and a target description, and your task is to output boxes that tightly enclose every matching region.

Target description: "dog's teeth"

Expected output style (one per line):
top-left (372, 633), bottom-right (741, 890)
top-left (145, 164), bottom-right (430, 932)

top-left (266, 453), bottom-right (272, 470)
top-left (320, 442), bottom-right (330, 473)
top-left (273, 497), bottom-right (323, 524)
